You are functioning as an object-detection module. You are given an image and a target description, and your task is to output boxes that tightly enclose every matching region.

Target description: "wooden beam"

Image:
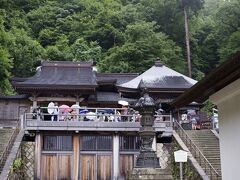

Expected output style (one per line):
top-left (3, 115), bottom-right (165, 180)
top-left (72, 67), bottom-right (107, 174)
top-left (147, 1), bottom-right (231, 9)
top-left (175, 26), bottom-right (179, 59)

top-left (73, 134), bottom-right (80, 180)
top-left (35, 133), bottom-right (41, 179)
top-left (113, 134), bottom-right (119, 179)
top-left (29, 96), bottom-right (84, 102)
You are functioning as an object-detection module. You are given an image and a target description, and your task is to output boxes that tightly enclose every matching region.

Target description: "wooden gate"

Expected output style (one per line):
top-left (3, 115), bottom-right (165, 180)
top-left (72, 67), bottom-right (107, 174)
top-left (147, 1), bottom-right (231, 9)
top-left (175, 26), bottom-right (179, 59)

top-left (80, 155), bottom-right (95, 180)
top-left (41, 154), bottom-right (72, 180)
top-left (80, 154), bottom-right (112, 180)
top-left (119, 155), bottom-right (134, 179)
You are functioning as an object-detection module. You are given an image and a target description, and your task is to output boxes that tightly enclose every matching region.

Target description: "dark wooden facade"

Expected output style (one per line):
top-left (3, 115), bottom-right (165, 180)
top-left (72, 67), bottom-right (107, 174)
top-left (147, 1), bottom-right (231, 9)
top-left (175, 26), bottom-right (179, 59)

top-left (35, 132), bottom-right (141, 180)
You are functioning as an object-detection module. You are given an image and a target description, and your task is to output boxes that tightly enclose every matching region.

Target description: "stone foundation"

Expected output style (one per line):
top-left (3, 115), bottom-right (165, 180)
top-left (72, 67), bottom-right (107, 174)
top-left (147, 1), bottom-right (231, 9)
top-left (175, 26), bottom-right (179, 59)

top-left (127, 168), bottom-right (173, 180)
top-left (156, 143), bottom-right (172, 170)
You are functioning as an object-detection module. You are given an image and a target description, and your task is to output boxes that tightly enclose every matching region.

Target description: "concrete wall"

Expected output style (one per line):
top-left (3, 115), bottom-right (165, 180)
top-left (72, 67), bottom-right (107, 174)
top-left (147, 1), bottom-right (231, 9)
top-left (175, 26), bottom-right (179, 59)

top-left (210, 78), bottom-right (240, 180)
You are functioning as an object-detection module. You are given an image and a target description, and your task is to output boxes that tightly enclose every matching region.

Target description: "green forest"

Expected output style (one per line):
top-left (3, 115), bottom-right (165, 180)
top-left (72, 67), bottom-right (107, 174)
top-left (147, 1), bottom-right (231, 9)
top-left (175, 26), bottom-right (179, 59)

top-left (0, 0), bottom-right (239, 95)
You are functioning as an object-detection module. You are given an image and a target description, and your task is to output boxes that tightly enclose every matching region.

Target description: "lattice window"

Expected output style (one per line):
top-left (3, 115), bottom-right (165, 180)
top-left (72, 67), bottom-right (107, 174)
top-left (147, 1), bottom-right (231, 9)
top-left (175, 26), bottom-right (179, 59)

top-left (43, 135), bottom-right (72, 151)
top-left (119, 136), bottom-right (140, 151)
top-left (81, 135), bottom-right (112, 151)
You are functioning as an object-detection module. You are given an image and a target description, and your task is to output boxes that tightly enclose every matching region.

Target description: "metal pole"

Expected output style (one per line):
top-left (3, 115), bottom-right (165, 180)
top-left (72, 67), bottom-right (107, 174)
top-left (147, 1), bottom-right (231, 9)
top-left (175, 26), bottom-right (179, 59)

top-left (180, 162), bottom-right (183, 180)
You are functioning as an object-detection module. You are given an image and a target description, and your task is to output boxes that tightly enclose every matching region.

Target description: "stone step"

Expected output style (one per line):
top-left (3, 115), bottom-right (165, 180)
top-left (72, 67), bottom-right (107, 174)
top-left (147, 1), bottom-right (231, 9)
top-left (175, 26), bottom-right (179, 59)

top-left (182, 129), bottom-right (222, 178)
top-left (128, 168), bottom-right (173, 180)
top-left (0, 128), bottom-right (16, 174)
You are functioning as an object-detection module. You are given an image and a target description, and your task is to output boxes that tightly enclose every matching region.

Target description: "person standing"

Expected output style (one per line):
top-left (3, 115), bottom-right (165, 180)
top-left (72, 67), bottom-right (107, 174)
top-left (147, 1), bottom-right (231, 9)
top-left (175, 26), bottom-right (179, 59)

top-left (53, 102), bottom-right (59, 121)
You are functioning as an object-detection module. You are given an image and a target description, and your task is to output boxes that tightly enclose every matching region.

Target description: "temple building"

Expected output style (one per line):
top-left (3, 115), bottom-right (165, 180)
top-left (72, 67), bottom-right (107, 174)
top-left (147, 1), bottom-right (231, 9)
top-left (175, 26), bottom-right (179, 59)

top-left (0, 59), bottom-right (197, 179)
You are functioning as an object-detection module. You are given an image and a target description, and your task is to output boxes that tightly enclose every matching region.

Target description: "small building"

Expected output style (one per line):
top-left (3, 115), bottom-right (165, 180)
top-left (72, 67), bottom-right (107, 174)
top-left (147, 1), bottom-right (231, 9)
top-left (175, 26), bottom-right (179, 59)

top-left (2, 59), bottom-right (197, 179)
top-left (171, 52), bottom-right (240, 180)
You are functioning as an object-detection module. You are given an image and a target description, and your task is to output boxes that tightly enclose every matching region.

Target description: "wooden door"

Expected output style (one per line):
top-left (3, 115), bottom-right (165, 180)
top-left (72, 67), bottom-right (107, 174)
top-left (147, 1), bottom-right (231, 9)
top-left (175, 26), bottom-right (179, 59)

top-left (81, 155), bottom-right (96, 180)
top-left (58, 155), bottom-right (72, 180)
top-left (41, 154), bottom-right (72, 180)
top-left (119, 155), bottom-right (134, 179)
top-left (97, 155), bottom-right (112, 180)
top-left (41, 155), bottom-right (57, 180)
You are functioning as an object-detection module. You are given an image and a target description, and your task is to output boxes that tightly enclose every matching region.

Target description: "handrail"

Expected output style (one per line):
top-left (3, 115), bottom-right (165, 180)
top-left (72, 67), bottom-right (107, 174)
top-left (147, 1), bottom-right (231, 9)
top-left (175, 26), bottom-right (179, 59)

top-left (0, 120), bottom-right (20, 172)
top-left (174, 120), bottom-right (221, 180)
top-left (24, 113), bottom-right (172, 128)
top-left (25, 106), bottom-right (172, 125)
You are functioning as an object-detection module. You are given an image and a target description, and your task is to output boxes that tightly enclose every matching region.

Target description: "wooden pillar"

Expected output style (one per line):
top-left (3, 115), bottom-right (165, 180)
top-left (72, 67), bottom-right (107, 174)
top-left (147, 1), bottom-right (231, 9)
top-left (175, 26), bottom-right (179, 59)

top-left (32, 95), bottom-right (38, 108)
top-left (113, 134), bottom-right (119, 180)
top-left (73, 134), bottom-right (80, 180)
top-left (33, 100), bottom-right (37, 108)
top-left (35, 133), bottom-right (41, 179)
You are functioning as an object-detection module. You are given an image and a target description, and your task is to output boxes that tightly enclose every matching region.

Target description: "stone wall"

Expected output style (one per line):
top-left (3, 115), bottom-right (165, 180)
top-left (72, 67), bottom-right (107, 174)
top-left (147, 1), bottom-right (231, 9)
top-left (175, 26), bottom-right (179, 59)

top-left (156, 143), bottom-right (172, 171)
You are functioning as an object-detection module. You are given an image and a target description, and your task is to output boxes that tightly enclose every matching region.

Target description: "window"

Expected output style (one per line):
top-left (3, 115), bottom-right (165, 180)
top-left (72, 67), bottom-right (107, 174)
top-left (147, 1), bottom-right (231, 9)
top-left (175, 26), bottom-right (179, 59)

top-left (43, 135), bottom-right (72, 151)
top-left (81, 135), bottom-right (112, 151)
top-left (120, 136), bottom-right (140, 151)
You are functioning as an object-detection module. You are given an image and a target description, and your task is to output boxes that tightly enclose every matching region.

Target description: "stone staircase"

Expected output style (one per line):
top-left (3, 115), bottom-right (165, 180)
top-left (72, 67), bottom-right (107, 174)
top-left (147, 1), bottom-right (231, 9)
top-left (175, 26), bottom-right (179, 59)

top-left (185, 130), bottom-right (221, 178)
top-left (0, 128), bottom-right (15, 173)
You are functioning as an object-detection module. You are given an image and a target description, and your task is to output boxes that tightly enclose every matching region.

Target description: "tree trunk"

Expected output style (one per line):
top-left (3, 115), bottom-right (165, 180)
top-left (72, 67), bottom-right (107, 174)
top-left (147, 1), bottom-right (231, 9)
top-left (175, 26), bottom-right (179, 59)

top-left (183, 5), bottom-right (192, 78)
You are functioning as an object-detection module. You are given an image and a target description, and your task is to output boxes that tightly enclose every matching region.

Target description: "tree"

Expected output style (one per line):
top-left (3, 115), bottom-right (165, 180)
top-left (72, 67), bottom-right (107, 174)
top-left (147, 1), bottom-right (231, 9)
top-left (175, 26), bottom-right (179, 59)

top-left (219, 31), bottom-right (240, 62)
top-left (99, 22), bottom-right (185, 73)
top-left (44, 35), bottom-right (73, 61)
top-left (0, 12), bottom-right (13, 95)
top-left (0, 48), bottom-right (13, 95)
top-left (71, 38), bottom-right (102, 62)
top-left (8, 28), bottom-right (45, 77)
top-left (182, 0), bottom-right (204, 78)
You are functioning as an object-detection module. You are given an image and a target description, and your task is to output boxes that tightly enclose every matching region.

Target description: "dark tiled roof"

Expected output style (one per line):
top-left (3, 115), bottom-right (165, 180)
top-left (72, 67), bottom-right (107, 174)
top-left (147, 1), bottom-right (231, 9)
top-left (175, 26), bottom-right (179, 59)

top-left (97, 73), bottom-right (139, 85)
top-left (97, 92), bottom-right (120, 102)
top-left (140, 76), bottom-right (193, 89)
top-left (118, 64), bottom-right (197, 91)
top-left (11, 77), bottom-right (29, 82)
top-left (14, 61), bottom-right (97, 90)
top-left (0, 94), bottom-right (29, 100)
top-left (96, 91), bottom-right (137, 103)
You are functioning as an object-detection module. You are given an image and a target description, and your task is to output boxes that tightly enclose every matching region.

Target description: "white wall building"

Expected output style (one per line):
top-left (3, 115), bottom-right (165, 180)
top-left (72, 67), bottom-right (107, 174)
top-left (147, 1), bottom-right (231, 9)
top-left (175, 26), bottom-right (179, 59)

top-left (210, 78), bottom-right (240, 180)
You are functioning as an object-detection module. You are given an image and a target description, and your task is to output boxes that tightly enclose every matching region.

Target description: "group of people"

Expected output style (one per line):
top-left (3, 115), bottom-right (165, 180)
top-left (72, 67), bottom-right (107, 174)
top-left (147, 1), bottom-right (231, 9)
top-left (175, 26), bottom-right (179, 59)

top-left (32, 102), bottom-right (169, 122)
top-left (181, 109), bottom-right (201, 130)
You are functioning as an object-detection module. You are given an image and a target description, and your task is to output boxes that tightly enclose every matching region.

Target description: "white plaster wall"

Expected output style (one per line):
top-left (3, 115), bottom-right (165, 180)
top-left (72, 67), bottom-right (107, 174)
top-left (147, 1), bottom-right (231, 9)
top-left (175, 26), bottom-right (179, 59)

top-left (210, 79), bottom-right (240, 180)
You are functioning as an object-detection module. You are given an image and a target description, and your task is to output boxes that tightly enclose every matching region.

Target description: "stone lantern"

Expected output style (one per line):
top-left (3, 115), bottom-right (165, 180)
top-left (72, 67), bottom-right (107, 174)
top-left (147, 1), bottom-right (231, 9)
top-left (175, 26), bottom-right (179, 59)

top-left (134, 92), bottom-right (160, 168)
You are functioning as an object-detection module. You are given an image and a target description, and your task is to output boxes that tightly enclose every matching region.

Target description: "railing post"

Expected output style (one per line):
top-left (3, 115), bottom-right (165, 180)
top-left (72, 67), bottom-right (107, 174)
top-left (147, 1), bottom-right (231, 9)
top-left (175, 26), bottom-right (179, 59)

top-left (170, 114), bottom-right (173, 128)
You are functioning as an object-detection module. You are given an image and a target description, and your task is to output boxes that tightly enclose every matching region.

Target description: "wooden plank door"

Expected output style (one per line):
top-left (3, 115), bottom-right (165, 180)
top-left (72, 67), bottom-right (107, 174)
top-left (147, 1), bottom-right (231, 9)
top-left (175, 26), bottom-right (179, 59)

top-left (58, 155), bottom-right (72, 180)
top-left (119, 155), bottom-right (134, 179)
top-left (81, 155), bottom-right (96, 180)
top-left (41, 155), bottom-right (57, 180)
top-left (97, 155), bottom-right (112, 180)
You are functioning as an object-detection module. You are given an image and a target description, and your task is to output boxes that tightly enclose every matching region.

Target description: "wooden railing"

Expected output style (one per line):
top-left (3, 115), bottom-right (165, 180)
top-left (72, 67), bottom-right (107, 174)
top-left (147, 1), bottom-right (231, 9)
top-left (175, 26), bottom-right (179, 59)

top-left (174, 120), bottom-right (221, 180)
top-left (0, 121), bottom-right (20, 173)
